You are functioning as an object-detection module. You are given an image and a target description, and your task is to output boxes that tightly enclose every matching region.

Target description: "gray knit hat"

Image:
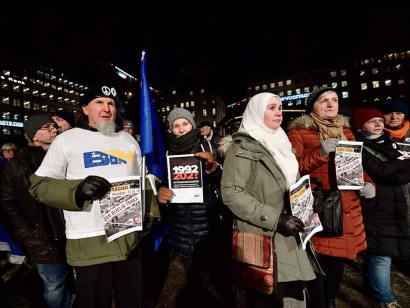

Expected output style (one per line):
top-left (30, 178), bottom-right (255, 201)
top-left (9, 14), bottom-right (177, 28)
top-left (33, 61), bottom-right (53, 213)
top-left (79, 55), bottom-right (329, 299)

top-left (123, 120), bottom-right (134, 128)
top-left (167, 108), bottom-right (196, 129)
top-left (305, 86), bottom-right (340, 113)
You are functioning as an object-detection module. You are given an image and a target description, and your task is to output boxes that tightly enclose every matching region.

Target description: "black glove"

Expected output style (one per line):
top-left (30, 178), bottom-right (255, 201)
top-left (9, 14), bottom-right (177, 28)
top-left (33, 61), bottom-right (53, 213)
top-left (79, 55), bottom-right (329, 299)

top-left (75, 176), bottom-right (111, 208)
top-left (277, 213), bottom-right (305, 237)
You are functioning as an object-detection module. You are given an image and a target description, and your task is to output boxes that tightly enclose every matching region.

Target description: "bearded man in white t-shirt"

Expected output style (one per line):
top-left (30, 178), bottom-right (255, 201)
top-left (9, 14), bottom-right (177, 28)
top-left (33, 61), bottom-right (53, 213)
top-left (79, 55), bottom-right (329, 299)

top-left (29, 85), bottom-right (146, 308)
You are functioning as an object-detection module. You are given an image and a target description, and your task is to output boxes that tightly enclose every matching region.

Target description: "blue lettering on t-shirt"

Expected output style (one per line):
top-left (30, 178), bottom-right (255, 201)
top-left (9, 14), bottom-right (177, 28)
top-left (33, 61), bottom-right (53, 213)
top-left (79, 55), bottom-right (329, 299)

top-left (84, 151), bottom-right (127, 168)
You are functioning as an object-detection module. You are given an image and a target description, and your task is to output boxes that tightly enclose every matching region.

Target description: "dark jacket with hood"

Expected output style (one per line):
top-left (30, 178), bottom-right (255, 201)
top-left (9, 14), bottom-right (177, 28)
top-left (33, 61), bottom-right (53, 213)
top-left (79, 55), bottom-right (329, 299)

top-left (355, 130), bottom-right (410, 257)
top-left (0, 145), bottom-right (66, 263)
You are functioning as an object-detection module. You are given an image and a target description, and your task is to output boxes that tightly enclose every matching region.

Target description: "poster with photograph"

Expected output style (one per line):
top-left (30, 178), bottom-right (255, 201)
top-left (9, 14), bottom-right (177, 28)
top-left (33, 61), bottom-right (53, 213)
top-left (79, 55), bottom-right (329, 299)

top-left (95, 176), bottom-right (142, 243)
top-left (335, 141), bottom-right (364, 190)
top-left (289, 175), bottom-right (323, 250)
top-left (167, 154), bottom-right (203, 203)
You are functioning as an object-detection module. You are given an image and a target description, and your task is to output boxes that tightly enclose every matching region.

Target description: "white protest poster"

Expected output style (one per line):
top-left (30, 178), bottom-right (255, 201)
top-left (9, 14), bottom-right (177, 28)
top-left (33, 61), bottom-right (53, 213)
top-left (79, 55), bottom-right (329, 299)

top-left (335, 141), bottom-right (364, 190)
top-left (167, 154), bottom-right (203, 203)
top-left (289, 174), bottom-right (323, 250)
top-left (95, 176), bottom-right (143, 243)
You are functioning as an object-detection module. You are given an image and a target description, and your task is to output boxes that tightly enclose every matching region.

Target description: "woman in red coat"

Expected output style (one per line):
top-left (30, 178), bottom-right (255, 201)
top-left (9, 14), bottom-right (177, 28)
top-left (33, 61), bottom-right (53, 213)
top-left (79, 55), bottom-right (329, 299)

top-left (287, 87), bottom-right (375, 308)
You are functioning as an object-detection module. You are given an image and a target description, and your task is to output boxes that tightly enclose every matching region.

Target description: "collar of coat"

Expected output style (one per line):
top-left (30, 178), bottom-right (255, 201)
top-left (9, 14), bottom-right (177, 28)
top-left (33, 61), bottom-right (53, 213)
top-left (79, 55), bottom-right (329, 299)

top-left (286, 114), bottom-right (351, 131)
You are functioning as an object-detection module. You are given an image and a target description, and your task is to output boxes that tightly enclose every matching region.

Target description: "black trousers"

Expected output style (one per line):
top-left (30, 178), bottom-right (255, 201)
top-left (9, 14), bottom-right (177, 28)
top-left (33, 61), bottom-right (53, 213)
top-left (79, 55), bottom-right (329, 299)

top-left (306, 253), bottom-right (345, 308)
top-left (73, 246), bottom-right (143, 308)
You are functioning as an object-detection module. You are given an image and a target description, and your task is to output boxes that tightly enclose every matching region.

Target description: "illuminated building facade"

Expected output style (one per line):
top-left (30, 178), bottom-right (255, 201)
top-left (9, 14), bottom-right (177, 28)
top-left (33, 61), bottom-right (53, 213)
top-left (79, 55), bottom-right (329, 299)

top-left (156, 85), bottom-right (226, 136)
top-left (0, 53), bottom-right (85, 146)
top-left (222, 49), bottom-right (410, 134)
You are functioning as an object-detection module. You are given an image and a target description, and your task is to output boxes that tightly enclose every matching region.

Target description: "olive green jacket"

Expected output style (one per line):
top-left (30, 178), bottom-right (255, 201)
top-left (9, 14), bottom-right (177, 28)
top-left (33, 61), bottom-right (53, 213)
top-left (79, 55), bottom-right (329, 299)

top-left (29, 174), bottom-right (160, 266)
top-left (220, 133), bottom-right (321, 282)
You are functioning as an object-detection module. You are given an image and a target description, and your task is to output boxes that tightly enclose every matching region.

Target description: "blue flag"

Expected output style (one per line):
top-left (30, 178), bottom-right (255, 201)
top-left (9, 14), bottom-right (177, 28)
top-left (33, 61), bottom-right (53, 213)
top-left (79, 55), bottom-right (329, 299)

top-left (140, 49), bottom-right (166, 182)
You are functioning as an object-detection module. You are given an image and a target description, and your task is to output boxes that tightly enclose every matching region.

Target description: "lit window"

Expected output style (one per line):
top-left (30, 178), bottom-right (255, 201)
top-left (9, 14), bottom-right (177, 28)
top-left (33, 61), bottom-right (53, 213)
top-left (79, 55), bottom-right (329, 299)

top-left (364, 59), bottom-right (370, 64)
top-left (360, 70), bottom-right (365, 76)
top-left (372, 68), bottom-right (378, 74)
top-left (190, 91), bottom-right (193, 96)
top-left (1, 82), bottom-right (8, 89)
top-left (172, 90), bottom-right (176, 95)
top-left (278, 81), bottom-right (283, 87)
top-left (396, 64), bottom-right (403, 71)
top-left (2, 111), bottom-right (10, 119)
top-left (212, 99), bottom-right (215, 104)
top-left (162, 107), bottom-right (165, 112)
top-left (2, 127), bottom-right (11, 135)
top-left (33, 103), bottom-right (40, 110)
top-left (202, 109), bottom-right (207, 117)
top-left (23, 101), bottom-right (30, 109)
top-left (2, 97), bottom-right (9, 105)
top-left (255, 85), bottom-right (260, 91)
top-left (3, 70), bottom-right (10, 76)
top-left (270, 83), bottom-right (275, 88)
top-left (262, 84), bottom-right (267, 90)
top-left (342, 91), bottom-right (349, 98)
top-left (200, 89), bottom-right (205, 94)
top-left (185, 102), bottom-right (189, 108)
top-left (180, 103), bottom-right (184, 108)
top-left (13, 85), bottom-right (20, 92)
top-left (286, 79), bottom-right (292, 85)
top-left (287, 89), bottom-right (292, 95)
top-left (295, 88), bottom-right (301, 94)
top-left (166, 106), bottom-right (170, 111)
top-left (372, 81), bottom-right (379, 88)
top-left (361, 83), bottom-right (367, 90)
top-left (341, 81), bottom-right (348, 87)
top-left (304, 87), bottom-right (309, 93)
top-left (330, 71), bottom-right (337, 77)
top-left (212, 108), bottom-right (216, 116)
top-left (340, 69), bottom-right (346, 76)
top-left (191, 101), bottom-right (194, 107)
top-left (398, 79), bottom-right (405, 85)
top-left (385, 80), bottom-right (392, 86)
top-left (332, 82), bottom-right (338, 88)
top-left (279, 91), bottom-right (284, 97)
top-left (13, 99), bottom-right (21, 107)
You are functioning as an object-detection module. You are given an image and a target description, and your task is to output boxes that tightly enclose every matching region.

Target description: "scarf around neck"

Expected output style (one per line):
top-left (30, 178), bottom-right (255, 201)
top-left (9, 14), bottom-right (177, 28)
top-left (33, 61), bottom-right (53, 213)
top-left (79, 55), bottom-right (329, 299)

top-left (168, 129), bottom-right (202, 155)
top-left (384, 120), bottom-right (410, 142)
top-left (310, 113), bottom-right (348, 141)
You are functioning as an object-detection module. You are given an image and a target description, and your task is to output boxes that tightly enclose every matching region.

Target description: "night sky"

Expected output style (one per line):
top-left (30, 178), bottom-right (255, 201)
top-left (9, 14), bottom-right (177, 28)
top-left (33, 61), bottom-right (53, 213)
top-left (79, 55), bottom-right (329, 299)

top-left (2, 7), bottom-right (410, 103)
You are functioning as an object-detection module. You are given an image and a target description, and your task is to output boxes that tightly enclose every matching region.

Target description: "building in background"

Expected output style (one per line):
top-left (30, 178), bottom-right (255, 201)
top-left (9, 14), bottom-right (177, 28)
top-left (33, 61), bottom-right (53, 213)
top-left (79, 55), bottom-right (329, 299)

top-left (0, 52), bottom-right (84, 146)
top-left (222, 49), bottom-right (410, 133)
top-left (156, 85), bottom-right (226, 136)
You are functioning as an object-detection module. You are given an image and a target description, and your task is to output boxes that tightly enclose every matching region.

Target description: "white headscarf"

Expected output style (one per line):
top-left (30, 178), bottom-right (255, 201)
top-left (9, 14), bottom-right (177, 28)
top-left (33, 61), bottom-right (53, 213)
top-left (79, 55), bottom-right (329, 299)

top-left (238, 92), bottom-right (299, 188)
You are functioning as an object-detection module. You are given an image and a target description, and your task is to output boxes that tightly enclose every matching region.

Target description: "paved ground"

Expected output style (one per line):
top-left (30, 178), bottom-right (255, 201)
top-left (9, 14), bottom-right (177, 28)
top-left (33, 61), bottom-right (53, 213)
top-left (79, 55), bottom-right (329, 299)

top-left (2, 251), bottom-right (410, 307)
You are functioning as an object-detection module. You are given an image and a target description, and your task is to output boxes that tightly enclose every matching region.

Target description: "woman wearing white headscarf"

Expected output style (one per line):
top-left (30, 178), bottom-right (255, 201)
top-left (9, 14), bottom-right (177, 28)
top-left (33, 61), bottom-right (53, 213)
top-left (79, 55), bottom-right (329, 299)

top-left (220, 93), bottom-right (320, 307)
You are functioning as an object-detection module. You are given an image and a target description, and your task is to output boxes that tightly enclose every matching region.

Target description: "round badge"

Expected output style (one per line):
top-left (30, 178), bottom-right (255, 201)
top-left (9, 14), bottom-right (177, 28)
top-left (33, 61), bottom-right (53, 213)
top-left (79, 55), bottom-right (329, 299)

top-left (101, 86), bottom-right (111, 96)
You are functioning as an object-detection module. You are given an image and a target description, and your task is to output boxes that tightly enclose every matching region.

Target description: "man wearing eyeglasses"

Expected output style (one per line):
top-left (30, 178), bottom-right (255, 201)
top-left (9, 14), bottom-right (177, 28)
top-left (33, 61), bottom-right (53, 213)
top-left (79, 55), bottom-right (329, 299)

top-left (28, 85), bottom-right (149, 308)
top-left (0, 114), bottom-right (71, 308)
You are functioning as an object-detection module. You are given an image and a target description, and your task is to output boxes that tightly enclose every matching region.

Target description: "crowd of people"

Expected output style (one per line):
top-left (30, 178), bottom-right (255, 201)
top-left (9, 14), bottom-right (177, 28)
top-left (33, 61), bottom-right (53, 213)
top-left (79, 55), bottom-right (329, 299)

top-left (0, 84), bottom-right (409, 308)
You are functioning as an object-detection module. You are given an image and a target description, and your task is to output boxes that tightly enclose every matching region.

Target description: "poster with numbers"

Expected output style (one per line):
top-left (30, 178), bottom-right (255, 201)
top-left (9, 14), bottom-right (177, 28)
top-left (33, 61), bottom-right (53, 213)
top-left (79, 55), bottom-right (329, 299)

top-left (167, 154), bottom-right (203, 203)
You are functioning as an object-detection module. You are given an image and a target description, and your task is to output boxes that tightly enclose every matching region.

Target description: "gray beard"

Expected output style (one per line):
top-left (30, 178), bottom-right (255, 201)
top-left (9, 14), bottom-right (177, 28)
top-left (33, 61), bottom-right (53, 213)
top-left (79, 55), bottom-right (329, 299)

top-left (96, 120), bottom-right (116, 135)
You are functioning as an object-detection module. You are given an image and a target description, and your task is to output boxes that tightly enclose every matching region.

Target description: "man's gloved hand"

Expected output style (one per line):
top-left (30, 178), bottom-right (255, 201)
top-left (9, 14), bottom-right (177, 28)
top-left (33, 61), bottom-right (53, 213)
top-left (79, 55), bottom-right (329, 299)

top-left (75, 176), bottom-right (112, 208)
top-left (320, 138), bottom-right (339, 157)
top-left (195, 152), bottom-right (218, 173)
top-left (277, 213), bottom-right (305, 237)
top-left (359, 182), bottom-right (376, 199)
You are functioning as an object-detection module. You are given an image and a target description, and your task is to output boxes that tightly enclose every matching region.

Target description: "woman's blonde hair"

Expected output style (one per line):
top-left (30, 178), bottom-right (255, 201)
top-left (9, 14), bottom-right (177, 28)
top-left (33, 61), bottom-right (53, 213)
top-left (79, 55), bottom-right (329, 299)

top-left (1, 143), bottom-right (17, 152)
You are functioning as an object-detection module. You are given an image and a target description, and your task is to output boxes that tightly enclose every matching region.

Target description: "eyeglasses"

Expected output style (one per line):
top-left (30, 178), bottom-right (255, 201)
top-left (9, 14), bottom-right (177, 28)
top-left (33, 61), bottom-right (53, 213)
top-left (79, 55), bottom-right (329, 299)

top-left (40, 123), bottom-right (59, 132)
